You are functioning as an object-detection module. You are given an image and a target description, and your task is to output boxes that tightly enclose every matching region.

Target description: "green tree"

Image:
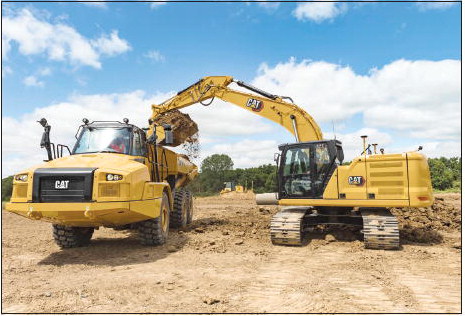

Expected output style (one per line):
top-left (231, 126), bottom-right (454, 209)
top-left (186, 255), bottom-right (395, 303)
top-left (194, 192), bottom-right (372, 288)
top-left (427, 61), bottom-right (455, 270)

top-left (2, 176), bottom-right (13, 201)
top-left (201, 154), bottom-right (234, 173)
top-left (428, 158), bottom-right (455, 191)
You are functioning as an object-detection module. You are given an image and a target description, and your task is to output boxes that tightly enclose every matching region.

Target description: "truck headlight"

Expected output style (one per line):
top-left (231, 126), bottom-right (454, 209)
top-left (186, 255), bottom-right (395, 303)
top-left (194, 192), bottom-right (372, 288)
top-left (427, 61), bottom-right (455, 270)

top-left (14, 174), bottom-right (28, 182)
top-left (106, 173), bottom-right (123, 181)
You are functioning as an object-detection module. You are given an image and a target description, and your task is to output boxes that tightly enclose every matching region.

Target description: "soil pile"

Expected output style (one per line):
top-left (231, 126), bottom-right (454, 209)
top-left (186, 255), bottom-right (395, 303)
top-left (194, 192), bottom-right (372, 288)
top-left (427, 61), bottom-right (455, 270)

top-left (219, 191), bottom-right (256, 200)
top-left (391, 193), bottom-right (461, 243)
top-left (153, 110), bottom-right (199, 152)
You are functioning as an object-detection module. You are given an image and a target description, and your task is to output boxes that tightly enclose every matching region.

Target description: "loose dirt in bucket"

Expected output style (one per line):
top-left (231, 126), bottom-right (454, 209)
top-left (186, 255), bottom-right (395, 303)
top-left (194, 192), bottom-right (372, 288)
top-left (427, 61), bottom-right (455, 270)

top-left (2, 193), bottom-right (461, 313)
top-left (153, 110), bottom-right (199, 154)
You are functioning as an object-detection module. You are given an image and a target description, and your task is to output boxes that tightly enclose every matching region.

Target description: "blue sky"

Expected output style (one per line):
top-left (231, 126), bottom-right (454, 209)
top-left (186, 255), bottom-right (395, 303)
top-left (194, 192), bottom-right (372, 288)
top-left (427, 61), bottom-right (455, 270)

top-left (2, 1), bottom-right (461, 175)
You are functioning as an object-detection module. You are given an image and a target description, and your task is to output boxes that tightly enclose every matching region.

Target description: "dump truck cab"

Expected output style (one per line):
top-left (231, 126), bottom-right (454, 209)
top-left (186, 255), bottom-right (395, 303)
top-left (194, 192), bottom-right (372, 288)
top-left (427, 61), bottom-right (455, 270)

top-left (73, 121), bottom-right (147, 157)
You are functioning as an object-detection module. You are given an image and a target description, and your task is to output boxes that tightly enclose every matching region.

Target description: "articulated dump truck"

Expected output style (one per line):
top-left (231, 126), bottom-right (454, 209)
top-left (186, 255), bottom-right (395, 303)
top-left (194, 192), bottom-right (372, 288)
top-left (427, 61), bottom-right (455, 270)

top-left (6, 117), bottom-right (198, 248)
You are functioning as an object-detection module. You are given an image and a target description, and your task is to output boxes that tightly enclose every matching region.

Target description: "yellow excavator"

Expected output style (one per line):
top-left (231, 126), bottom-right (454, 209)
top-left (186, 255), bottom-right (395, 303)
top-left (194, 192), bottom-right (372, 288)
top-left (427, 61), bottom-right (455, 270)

top-left (5, 116), bottom-right (198, 248)
top-left (151, 76), bottom-right (433, 250)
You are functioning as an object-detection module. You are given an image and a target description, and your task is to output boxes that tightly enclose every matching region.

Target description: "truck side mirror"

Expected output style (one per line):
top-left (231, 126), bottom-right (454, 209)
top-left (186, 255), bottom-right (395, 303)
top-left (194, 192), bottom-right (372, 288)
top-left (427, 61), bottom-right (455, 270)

top-left (274, 153), bottom-right (281, 164)
top-left (163, 124), bottom-right (174, 145)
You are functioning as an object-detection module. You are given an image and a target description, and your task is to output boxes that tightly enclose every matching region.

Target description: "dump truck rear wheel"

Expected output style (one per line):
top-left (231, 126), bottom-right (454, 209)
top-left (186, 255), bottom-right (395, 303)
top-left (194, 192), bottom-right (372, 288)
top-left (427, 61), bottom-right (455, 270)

top-left (137, 192), bottom-right (170, 246)
top-left (170, 189), bottom-right (188, 228)
top-left (185, 190), bottom-right (194, 224)
top-left (52, 225), bottom-right (94, 248)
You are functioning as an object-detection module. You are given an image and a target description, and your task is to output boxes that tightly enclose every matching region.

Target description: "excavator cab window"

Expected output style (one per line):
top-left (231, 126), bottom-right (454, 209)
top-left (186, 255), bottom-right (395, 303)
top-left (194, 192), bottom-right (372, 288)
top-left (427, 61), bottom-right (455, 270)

top-left (279, 141), bottom-right (337, 199)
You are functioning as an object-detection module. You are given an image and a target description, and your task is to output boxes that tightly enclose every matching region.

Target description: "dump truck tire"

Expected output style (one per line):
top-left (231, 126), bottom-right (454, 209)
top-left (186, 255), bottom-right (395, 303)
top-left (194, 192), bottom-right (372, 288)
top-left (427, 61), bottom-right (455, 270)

top-left (170, 189), bottom-right (188, 228)
top-left (137, 192), bottom-right (170, 246)
top-left (52, 225), bottom-right (94, 248)
top-left (185, 190), bottom-right (194, 224)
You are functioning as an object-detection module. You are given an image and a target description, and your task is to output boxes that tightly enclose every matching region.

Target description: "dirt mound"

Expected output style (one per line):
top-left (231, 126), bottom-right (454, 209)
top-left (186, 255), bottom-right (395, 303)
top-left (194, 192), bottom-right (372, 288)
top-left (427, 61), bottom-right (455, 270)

top-left (390, 193), bottom-right (461, 243)
top-left (219, 191), bottom-right (256, 200)
top-left (153, 110), bottom-right (199, 151)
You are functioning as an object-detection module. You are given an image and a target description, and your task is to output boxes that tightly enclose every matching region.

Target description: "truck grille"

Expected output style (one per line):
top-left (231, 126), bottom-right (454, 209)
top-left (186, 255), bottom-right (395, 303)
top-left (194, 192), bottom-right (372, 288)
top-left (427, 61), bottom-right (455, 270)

top-left (32, 168), bottom-right (96, 203)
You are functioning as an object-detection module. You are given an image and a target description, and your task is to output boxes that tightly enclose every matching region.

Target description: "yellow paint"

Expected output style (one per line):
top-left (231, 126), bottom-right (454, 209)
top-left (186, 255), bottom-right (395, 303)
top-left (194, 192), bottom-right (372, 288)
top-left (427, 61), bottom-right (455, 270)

top-left (279, 198), bottom-right (411, 208)
top-left (337, 157), bottom-right (368, 200)
top-left (322, 169), bottom-right (338, 199)
top-left (5, 201), bottom-right (158, 227)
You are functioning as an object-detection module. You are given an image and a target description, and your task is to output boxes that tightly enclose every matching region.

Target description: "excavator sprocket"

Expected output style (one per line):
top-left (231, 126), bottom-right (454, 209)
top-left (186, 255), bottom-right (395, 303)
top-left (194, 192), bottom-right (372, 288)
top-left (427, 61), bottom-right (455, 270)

top-left (270, 208), bottom-right (308, 246)
top-left (360, 208), bottom-right (400, 250)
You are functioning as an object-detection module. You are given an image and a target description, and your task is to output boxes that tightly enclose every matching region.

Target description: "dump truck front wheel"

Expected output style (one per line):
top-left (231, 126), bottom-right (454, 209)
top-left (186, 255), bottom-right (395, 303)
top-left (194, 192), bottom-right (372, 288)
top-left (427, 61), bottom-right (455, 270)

top-left (52, 225), bottom-right (94, 248)
top-left (137, 192), bottom-right (170, 246)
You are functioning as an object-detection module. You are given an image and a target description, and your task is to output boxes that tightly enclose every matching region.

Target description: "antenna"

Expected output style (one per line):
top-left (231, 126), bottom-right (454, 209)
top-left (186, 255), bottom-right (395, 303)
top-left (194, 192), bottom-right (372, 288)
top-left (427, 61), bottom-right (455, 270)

top-left (332, 120), bottom-right (336, 139)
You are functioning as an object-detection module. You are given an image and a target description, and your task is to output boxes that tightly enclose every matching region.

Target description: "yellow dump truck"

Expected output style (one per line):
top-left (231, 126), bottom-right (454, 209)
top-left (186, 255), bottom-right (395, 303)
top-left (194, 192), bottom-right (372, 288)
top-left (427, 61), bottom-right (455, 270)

top-left (6, 118), bottom-right (198, 248)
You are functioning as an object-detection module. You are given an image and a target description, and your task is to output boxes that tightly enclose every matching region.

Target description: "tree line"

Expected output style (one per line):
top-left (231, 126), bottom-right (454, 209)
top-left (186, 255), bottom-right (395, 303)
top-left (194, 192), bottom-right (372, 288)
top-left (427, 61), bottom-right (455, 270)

top-left (1, 155), bottom-right (461, 201)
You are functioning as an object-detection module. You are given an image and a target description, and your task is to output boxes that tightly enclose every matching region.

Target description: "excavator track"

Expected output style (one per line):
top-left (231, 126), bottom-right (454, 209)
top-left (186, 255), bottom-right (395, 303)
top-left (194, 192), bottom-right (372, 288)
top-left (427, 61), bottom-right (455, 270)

top-left (270, 208), bottom-right (308, 246)
top-left (360, 208), bottom-right (400, 250)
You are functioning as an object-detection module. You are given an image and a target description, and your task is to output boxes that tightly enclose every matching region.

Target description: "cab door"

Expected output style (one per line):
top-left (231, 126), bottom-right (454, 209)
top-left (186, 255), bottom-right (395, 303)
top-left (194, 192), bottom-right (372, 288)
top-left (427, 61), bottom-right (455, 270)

top-left (278, 142), bottom-right (336, 199)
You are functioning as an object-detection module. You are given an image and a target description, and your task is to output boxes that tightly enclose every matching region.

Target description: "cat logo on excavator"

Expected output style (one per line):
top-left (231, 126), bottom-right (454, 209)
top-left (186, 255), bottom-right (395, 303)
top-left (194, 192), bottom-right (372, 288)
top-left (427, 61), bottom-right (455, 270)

top-left (246, 98), bottom-right (264, 112)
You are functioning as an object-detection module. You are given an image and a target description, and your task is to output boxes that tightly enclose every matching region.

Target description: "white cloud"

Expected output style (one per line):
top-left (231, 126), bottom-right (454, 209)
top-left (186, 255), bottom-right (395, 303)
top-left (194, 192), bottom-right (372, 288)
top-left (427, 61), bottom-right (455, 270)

top-left (23, 75), bottom-right (44, 87)
top-left (323, 128), bottom-right (393, 161)
top-left (201, 139), bottom-right (279, 169)
top-left (81, 2), bottom-right (108, 8)
top-left (252, 58), bottom-right (460, 141)
top-left (181, 99), bottom-right (273, 137)
top-left (416, 1), bottom-right (456, 10)
top-left (22, 67), bottom-right (52, 87)
top-left (294, 1), bottom-right (347, 22)
top-left (38, 67), bottom-right (52, 76)
top-left (2, 65), bottom-right (13, 77)
top-left (257, 1), bottom-right (280, 10)
top-left (91, 31), bottom-right (131, 57)
top-left (417, 141), bottom-right (461, 158)
top-left (2, 8), bottom-right (131, 69)
top-left (150, 2), bottom-right (167, 9)
top-left (144, 50), bottom-right (165, 62)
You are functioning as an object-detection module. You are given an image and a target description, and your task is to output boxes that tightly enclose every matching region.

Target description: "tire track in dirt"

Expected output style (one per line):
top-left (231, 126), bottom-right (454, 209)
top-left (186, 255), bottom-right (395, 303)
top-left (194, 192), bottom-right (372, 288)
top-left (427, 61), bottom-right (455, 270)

top-left (241, 246), bottom-right (412, 313)
top-left (242, 244), bottom-right (448, 313)
top-left (393, 266), bottom-right (461, 313)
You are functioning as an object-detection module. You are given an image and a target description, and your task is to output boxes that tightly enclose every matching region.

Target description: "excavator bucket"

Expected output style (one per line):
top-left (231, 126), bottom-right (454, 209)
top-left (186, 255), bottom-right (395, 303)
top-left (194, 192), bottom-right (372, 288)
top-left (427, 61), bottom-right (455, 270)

top-left (153, 110), bottom-right (199, 147)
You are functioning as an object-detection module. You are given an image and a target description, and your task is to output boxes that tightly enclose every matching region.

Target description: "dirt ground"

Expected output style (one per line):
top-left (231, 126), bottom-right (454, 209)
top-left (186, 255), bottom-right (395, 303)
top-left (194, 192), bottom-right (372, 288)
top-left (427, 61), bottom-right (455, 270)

top-left (2, 193), bottom-right (461, 313)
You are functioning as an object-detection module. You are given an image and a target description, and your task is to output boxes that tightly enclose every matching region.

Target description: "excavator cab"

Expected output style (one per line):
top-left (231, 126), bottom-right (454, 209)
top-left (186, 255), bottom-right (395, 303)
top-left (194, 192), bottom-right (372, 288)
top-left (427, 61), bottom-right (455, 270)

top-left (278, 140), bottom-right (343, 199)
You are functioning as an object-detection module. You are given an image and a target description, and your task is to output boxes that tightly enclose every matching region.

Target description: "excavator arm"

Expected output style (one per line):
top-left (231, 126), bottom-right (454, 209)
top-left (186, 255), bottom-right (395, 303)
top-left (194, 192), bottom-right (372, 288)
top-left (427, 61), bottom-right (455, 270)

top-left (150, 76), bottom-right (323, 142)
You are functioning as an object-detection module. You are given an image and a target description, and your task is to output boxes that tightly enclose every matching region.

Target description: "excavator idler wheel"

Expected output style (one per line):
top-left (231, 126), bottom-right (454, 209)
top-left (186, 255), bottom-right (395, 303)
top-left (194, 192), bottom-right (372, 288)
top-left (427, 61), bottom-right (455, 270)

top-left (52, 225), bottom-right (94, 248)
top-left (170, 189), bottom-right (189, 228)
top-left (137, 193), bottom-right (170, 246)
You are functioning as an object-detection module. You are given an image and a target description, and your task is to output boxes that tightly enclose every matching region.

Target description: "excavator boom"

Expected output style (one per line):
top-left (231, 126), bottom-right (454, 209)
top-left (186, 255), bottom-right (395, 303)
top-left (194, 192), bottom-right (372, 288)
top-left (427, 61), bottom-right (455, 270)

top-left (150, 76), bottom-right (323, 142)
